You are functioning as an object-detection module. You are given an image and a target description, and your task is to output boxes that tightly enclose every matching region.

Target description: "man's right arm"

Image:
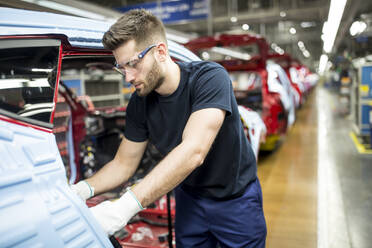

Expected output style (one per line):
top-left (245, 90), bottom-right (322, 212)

top-left (73, 136), bottom-right (148, 198)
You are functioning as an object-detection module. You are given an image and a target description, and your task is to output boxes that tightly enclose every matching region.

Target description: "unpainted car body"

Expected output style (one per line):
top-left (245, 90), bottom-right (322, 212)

top-left (0, 7), bottom-right (200, 248)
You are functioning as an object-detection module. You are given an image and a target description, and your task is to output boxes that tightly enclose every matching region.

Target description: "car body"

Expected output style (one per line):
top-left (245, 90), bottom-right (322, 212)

top-left (185, 34), bottom-right (296, 150)
top-left (0, 7), bottom-right (201, 248)
top-left (268, 53), bottom-right (305, 108)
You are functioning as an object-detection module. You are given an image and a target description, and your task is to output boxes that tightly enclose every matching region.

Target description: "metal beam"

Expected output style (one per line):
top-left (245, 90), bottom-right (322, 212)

top-left (210, 6), bottom-right (328, 25)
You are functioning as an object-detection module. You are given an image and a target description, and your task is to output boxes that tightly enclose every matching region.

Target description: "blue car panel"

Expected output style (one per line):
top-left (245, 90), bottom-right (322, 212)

top-left (0, 120), bottom-right (112, 247)
top-left (0, 7), bottom-right (201, 248)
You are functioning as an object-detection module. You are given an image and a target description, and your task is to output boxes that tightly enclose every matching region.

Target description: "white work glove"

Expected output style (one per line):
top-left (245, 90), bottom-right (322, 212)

top-left (89, 188), bottom-right (144, 235)
top-left (70, 181), bottom-right (95, 201)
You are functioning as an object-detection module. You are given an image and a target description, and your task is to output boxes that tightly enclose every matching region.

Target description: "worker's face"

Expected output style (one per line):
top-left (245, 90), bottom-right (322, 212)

top-left (113, 40), bottom-right (165, 97)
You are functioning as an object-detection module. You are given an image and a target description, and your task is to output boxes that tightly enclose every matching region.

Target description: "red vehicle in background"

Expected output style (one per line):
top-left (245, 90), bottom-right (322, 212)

top-left (268, 53), bottom-right (305, 108)
top-left (185, 34), bottom-right (295, 151)
top-left (271, 54), bottom-right (318, 96)
top-left (298, 64), bottom-right (318, 93)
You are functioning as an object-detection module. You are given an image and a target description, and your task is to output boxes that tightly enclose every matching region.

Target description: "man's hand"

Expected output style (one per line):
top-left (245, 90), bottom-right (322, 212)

top-left (89, 189), bottom-right (144, 235)
top-left (70, 181), bottom-right (95, 201)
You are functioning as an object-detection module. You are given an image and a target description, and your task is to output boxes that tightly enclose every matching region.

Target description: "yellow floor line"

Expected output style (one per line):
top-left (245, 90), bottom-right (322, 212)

top-left (349, 132), bottom-right (372, 154)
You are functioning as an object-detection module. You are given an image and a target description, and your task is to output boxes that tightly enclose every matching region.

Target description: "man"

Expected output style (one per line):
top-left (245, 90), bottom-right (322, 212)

top-left (71, 9), bottom-right (266, 247)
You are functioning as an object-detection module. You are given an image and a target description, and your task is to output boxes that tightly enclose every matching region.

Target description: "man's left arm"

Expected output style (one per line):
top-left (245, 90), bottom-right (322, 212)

top-left (132, 107), bottom-right (226, 207)
top-left (90, 64), bottom-right (232, 235)
top-left (89, 108), bottom-right (225, 235)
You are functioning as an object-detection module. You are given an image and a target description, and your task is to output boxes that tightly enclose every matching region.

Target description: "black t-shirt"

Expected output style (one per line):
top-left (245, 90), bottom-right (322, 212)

top-left (124, 61), bottom-right (257, 199)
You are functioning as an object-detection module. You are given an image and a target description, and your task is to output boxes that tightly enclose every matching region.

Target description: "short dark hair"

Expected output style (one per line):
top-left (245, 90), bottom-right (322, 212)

top-left (102, 9), bottom-right (167, 50)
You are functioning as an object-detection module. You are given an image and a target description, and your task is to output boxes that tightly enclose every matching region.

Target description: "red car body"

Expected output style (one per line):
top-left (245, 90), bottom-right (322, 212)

top-left (268, 53), bottom-right (305, 108)
top-left (185, 34), bottom-right (291, 150)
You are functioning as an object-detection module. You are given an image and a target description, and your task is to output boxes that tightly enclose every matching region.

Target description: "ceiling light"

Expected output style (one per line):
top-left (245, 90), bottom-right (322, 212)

top-left (298, 41), bottom-right (304, 48)
top-left (211, 47), bottom-right (251, 60)
top-left (32, 68), bottom-right (54, 72)
top-left (303, 50), bottom-right (310, 58)
top-left (0, 78), bottom-right (50, 89)
top-left (319, 54), bottom-right (328, 75)
top-left (201, 52), bottom-right (210, 60)
top-left (280, 11), bottom-right (286, 17)
top-left (300, 22), bottom-right (316, 28)
top-left (271, 43), bottom-right (278, 49)
top-left (166, 33), bottom-right (190, 44)
top-left (322, 0), bottom-right (347, 53)
top-left (349, 21), bottom-right (367, 36)
top-left (322, 21), bottom-right (329, 34)
top-left (289, 27), bottom-right (296, 34)
top-left (242, 24), bottom-right (250, 31)
top-left (230, 16), bottom-right (238, 23)
top-left (274, 46), bottom-right (284, 54)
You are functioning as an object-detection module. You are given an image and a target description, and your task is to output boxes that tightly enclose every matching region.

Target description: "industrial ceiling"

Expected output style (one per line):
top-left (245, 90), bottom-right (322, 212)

top-left (1, 0), bottom-right (372, 71)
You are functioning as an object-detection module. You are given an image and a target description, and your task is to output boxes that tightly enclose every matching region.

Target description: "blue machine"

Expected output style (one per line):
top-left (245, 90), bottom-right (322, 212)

top-left (354, 63), bottom-right (372, 136)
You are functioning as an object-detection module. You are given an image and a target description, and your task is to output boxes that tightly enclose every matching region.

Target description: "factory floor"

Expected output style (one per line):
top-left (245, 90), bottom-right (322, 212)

top-left (257, 85), bottom-right (372, 248)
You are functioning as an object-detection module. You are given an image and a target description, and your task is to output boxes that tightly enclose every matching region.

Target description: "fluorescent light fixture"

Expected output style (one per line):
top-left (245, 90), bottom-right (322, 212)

top-left (327, 61), bottom-right (332, 70)
top-left (166, 33), bottom-right (190, 44)
top-left (319, 54), bottom-right (328, 75)
top-left (289, 27), bottom-right (296, 34)
top-left (242, 24), bottom-right (250, 31)
top-left (201, 51), bottom-right (210, 60)
top-left (211, 47), bottom-right (251, 60)
top-left (274, 46), bottom-right (284, 55)
top-left (230, 16), bottom-right (238, 23)
top-left (322, 21), bottom-right (329, 34)
top-left (322, 0), bottom-right (347, 53)
top-left (303, 50), bottom-right (310, 58)
top-left (20, 107), bottom-right (54, 117)
top-left (349, 21), bottom-right (367, 36)
top-left (20, 0), bottom-right (107, 20)
top-left (300, 22), bottom-right (316, 28)
top-left (32, 68), bottom-right (54, 72)
top-left (0, 78), bottom-right (50, 89)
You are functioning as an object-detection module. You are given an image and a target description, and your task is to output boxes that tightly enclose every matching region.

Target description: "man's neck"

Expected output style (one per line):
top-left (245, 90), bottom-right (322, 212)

top-left (155, 60), bottom-right (180, 96)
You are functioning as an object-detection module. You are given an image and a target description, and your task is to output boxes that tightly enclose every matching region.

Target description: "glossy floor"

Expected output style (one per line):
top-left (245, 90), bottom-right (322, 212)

top-left (257, 86), bottom-right (372, 248)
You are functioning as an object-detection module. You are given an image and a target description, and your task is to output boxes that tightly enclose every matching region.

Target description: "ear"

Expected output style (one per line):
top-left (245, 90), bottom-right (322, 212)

top-left (155, 42), bottom-right (168, 62)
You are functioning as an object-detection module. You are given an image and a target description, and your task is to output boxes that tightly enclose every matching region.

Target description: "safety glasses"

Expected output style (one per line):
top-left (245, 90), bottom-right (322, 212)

top-left (114, 44), bottom-right (157, 77)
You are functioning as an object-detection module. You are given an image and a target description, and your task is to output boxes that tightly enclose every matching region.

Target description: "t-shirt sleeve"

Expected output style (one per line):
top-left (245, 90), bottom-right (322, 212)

top-left (124, 94), bottom-right (148, 142)
top-left (191, 66), bottom-right (232, 115)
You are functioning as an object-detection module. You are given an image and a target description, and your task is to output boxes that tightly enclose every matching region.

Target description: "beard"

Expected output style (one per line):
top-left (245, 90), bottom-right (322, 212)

top-left (136, 60), bottom-right (165, 97)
